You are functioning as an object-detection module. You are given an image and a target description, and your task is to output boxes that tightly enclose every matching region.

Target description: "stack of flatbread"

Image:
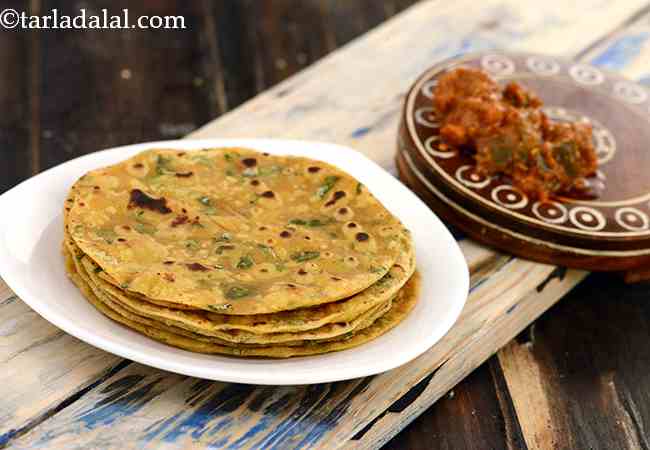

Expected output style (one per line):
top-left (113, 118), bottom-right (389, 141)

top-left (62, 147), bottom-right (419, 357)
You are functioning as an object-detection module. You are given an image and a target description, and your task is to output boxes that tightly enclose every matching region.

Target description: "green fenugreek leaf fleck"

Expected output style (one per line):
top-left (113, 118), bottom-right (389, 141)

top-left (291, 251), bottom-right (320, 262)
top-left (155, 155), bottom-right (173, 176)
top-left (215, 244), bottom-right (234, 255)
top-left (225, 286), bottom-right (253, 299)
top-left (215, 233), bottom-right (231, 243)
top-left (184, 239), bottom-right (200, 250)
top-left (316, 176), bottom-right (340, 198)
top-left (309, 218), bottom-right (331, 227)
top-left (96, 229), bottom-right (117, 244)
top-left (207, 304), bottom-right (232, 311)
top-left (237, 255), bottom-right (254, 269)
top-left (376, 273), bottom-right (394, 286)
top-left (289, 218), bottom-right (333, 227)
top-left (257, 244), bottom-right (278, 259)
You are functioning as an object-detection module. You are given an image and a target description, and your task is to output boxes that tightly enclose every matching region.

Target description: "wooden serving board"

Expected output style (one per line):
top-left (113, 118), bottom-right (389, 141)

top-left (397, 52), bottom-right (650, 272)
top-left (2, 1), bottom-right (650, 448)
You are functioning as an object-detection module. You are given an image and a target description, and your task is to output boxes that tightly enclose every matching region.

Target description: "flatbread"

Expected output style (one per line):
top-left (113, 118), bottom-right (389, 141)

top-left (66, 242), bottom-right (421, 358)
top-left (63, 227), bottom-right (415, 334)
top-left (65, 245), bottom-right (393, 348)
top-left (66, 148), bottom-right (409, 314)
top-left (74, 251), bottom-right (391, 344)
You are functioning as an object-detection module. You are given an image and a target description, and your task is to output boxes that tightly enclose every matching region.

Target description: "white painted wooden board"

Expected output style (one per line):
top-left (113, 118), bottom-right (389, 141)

top-left (2, 0), bottom-right (649, 448)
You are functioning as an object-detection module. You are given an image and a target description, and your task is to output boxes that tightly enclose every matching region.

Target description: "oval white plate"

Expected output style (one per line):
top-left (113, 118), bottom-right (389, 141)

top-left (0, 139), bottom-right (468, 385)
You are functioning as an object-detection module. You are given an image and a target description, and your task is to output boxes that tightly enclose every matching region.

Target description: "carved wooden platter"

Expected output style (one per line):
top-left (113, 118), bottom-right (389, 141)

top-left (397, 52), bottom-right (650, 271)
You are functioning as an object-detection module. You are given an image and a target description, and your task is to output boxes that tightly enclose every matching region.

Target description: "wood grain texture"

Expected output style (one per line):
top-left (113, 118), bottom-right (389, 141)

top-left (383, 360), bottom-right (526, 450)
top-left (495, 8), bottom-right (650, 450)
top-left (498, 274), bottom-right (650, 450)
top-left (351, 266), bottom-right (585, 450)
top-left (1, 0), bottom-right (215, 444)
top-left (0, 0), bottom-right (648, 449)
top-left (188, 0), bottom-right (650, 170)
top-left (0, 288), bottom-right (124, 447)
top-left (1, 1), bottom-right (429, 445)
top-left (36, 0), bottom-right (211, 172)
top-left (6, 263), bottom-right (586, 449)
top-left (398, 50), bottom-right (650, 272)
top-left (0, 239), bottom-right (504, 446)
top-left (0, 0), bottom-right (31, 194)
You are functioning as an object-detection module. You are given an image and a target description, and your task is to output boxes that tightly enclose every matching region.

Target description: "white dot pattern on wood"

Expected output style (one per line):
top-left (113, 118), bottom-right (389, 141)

top-left (615, 207), bottom-right (649, 231)
top-left (532, 201), bottom-right (569, 224)
top-left (406, 52), bottom-right (650, 238)
top-left (425, 135), bottom-right (457, 159)
top-left (569, 64), bottom-right (605, 85)
top-left (491, 185), bottom-right (529, 209)
top-left (481, 54), bottom-right (515, 76)
top-left (569, 206), bottom-right (606, 230)
top-left (526, 56), bottom-right (561, 76)
top-left (455, 165), bottom-right (491, 188)
top-left (414, 107), bottom-right (440, 128)
top-left (421, 79), bottom-right (438, 100)
top-left (613, 81), bottom-right (648, 104)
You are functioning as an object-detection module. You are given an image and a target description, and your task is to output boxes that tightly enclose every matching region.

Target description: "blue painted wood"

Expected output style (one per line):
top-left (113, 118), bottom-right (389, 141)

top-left (591, 32), bottom-right (649, 70)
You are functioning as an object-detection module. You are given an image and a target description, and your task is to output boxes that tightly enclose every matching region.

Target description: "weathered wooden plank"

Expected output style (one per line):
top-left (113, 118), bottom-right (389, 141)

top-left (0, 0), bottom-right (31, 194)
top-left (321, 0), bottom-right (392, 50)
top-left (188, 0), bottom-right (650, 170)
top-left (0, 239), bottom-right (500, 443)
top-left (348, 269), bottom-right (587, 450)
top-left (205, 0), bottom-right (407, 111)
top-left (242, 1), bottom-right (329, 89)
top-left (0, 2), bottom-right (441, 443)
top-left (1, 0), bottom-right (647, 448)
top-left (382, 355), bottom-right (525, 450)
top-left (209, 0), bottom-right (263, 104)
top-left (498, 273), bottom-right (650, 450)
top-left (583, 22), bottom-right (650, 82)
top-left (37, 0), bottom-right (210, 173)
top-left (495, 11), bottom-right (650, 450)
top-left (1, 0), bottom-right (214, 443)
top-left (0, 289), bottom-right (124, 447)
top-left (7, 262), bottom-right (585, 449)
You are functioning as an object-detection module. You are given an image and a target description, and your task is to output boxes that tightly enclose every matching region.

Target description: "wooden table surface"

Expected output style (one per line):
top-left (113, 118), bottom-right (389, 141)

top-left (3, 1), bottom-right (650, 449)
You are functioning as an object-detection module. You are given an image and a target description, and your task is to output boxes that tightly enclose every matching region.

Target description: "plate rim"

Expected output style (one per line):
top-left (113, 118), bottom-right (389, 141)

top-left (0, 138), bottom-right (469, 384)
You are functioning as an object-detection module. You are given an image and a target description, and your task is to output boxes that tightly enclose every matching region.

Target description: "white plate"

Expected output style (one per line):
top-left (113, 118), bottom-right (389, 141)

top-left (0, 139), bottom-right (468, 385)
